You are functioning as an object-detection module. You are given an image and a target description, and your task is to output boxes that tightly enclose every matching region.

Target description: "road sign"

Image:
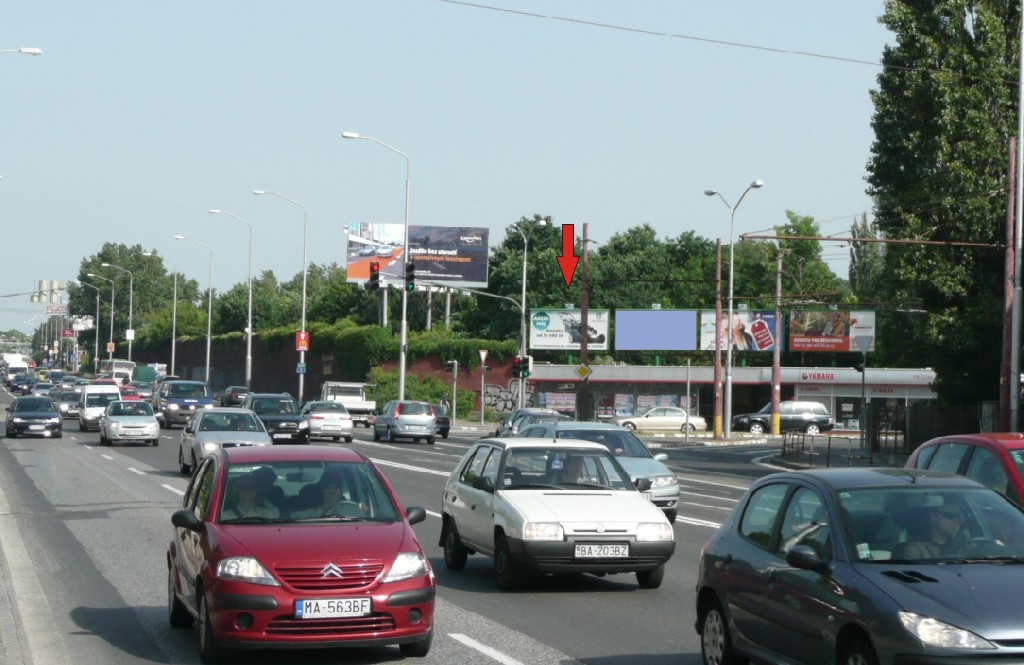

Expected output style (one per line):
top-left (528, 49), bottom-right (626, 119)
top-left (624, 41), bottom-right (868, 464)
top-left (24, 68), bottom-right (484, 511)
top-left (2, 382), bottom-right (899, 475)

top-left (126, 329), bottom-right (135, 341)
top-left (296, 363), bottom-right (306, 374)
top-left (45, 305), bottom-right (68, 315)
top-left (574, 364), bottom-right (592, 382)
top-left (106, 342), bottom-right (115, 353)
top-left (296, 331), bottom-right (310, 352)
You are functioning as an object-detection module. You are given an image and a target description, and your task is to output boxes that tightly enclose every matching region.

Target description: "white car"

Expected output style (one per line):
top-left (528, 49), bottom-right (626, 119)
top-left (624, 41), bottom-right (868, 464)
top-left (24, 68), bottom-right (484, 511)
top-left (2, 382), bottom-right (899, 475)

top-left (440, 438), bottom-right (675, 590)
top-left (99, 400), bottom-right (160, 446)
top-left (611, 406), bottom-right (707, 432)
top-left (301, 400), bottom-right (355, 442)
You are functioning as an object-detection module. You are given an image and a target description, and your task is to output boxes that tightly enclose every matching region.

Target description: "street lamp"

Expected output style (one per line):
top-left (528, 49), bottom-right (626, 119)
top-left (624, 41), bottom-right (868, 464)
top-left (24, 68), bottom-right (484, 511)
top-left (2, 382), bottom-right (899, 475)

top-left (705, 180), bottom-right (764, 438)
top-left (510, 220), bottom-right (546, 409)
top-left (86, 273), bottom-right (116, 360)
top-left (101, 262), bottom-right (134, 362)
top-left (252, 190), bottom-right (308, 402)
top-left (72, 279), bottom-right (101, 374)
top-left (1, 48), bottom-right (42, 56)
top-left (342, 131), bottom-right (411, 400)
top-left (144, 251), bottom-right (179, 376)
top-left (209, 209), bottom-right (254, 389)
top-left (174, 234), bottom-right (214, 384)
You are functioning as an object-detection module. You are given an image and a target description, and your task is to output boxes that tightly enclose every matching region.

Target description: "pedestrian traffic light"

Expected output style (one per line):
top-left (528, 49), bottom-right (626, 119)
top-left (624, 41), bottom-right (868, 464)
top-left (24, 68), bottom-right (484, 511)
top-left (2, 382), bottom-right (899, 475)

top-left (368, 261), bottom-right (380, 291)
top-left (404, 262), bottom-right (416, 292)
top-left (512, 356), bottom-right (523, 378)
top-left (522, 355), bottom-right (532, 378)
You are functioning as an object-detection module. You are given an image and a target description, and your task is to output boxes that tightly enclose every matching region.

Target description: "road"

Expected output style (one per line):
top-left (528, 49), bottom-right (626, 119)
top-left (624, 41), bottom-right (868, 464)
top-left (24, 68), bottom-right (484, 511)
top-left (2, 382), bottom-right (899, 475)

top-left (0, 389), bottom-right (783, 665)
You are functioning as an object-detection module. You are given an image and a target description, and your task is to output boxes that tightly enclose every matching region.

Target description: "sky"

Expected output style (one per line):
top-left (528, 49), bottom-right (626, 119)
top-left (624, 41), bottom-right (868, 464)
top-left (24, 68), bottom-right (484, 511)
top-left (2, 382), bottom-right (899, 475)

top-left (1, 1), bottom-right (893, 334)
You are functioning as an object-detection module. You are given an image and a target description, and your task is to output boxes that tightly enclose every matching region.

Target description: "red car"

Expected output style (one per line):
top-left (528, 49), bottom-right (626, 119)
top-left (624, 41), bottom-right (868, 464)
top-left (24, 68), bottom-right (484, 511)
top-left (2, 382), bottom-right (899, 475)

top-left (119, 385), bottom-right (142, 401)
top-left (905, 432), bottom-right (1024, 506)
top-left (167, 445), bottom-right (435, 662)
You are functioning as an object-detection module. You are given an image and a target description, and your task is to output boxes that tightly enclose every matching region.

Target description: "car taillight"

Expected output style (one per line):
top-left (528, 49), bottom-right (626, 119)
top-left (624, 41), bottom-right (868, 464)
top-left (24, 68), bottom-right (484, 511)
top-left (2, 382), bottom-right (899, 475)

top-left (311, 415), bottom-right (324, 420)
top-left (394, 403), bottom-right (401, 415)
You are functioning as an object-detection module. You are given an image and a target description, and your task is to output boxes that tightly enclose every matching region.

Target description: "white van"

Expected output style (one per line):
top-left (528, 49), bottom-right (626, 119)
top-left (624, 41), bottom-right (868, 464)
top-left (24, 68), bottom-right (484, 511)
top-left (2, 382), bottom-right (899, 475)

top-left (5, 363), bottom-right (29, 384)
top-left (78, 384), bottom-right (122, 432)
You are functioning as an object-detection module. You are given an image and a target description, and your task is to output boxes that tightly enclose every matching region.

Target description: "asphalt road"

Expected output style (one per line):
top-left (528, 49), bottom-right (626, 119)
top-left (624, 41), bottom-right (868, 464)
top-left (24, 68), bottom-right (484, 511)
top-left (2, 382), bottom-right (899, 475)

top-left (0, 389), bottom-right (783, 665)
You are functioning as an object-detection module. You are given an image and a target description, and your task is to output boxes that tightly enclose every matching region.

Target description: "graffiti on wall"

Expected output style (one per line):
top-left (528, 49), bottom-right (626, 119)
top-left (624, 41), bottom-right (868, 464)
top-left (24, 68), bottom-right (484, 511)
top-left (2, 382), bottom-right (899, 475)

top-left (482, 379), bottom-right (535, 414)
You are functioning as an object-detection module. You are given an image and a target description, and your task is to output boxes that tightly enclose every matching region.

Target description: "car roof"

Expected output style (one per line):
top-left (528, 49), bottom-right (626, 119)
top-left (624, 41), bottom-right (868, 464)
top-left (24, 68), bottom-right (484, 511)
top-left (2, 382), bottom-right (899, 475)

top-left (545, 421), bottom-right (630, 432)
top-left (198, 406), bottom-right (257, 414)
top-left (476, 437), bottom-right (609, 452)
top-left (762, 467), bottom-right (988, 491)
top-left (220, 444), bottom-right (368, 465)
top-left (917, 432), bottom-right (1024, 451)
top-left (166, 380), bottom-right (206, 385)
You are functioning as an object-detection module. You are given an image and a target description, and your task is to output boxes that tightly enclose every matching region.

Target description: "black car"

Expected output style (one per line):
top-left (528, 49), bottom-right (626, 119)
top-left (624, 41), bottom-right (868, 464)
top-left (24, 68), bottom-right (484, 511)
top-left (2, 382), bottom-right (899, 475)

top-left (696, 468), bottom-right (1024, 665)
top-left (5, 396), bottom-right (62, 438)
top-left (731, 400), bottom-right (834, 435)
top-left (241, 393), bottom-right (309, 444)
top-left (218, 385), bottom-right (250, 407)
top-left (429, 403), bottom-right (451, 439)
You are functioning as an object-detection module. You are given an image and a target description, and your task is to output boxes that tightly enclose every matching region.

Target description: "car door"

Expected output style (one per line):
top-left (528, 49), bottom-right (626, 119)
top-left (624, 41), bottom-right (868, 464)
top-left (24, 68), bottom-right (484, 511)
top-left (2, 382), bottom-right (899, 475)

top-left (448, 445), bottom-right (497, 552)
top-left (778, 402), bottom-right (796, 430)
top-left (181, 412), bottom-right (201, 461)
top-left (173, 457), bottom-right (216, 612)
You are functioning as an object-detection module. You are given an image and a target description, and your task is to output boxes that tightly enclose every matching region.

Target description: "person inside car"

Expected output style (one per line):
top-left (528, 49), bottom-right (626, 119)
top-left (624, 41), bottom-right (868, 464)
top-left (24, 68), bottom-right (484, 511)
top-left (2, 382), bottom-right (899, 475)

top-left (293, 471), bottom-right (367, 518)
top-left (900, 498), bottom-right (970, 559)
top-left (221, 474), bottom-right (280, 520)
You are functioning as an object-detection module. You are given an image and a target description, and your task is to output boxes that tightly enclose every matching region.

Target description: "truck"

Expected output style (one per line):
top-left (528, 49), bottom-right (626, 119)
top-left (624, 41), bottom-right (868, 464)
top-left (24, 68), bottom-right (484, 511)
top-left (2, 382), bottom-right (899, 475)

top-left (320, 381), bottom-right (376, 427)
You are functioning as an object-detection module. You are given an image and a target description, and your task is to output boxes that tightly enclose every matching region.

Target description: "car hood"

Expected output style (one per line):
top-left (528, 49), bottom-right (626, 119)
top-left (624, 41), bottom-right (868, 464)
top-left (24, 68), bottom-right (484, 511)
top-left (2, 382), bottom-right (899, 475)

top-left (859, 562), bottom-right (1024, 636)
top-left (195, 431), bottom-right (272, 445)
top-left (501, 489), bottom-right (666, 523)
top-left (106, 415), bottom-right (158, 425)
top-left (166, 396), bottom-right (214, 406)
top-left (255, 414), bottom-right (303, 424)
top-left (616, 457), bottom-right (675, 481)
top-left (218, 520), bottom-right (416, 563)
top-left (10, 410), bottom-right (59, 419)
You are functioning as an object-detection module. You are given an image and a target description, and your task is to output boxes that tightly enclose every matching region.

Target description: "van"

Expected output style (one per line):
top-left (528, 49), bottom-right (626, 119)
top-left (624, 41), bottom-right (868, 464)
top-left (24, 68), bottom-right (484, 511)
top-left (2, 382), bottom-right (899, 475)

top-left (5, 363), bottom-right (28, 384)
top-left (78, 384), bottom-right (122, 432)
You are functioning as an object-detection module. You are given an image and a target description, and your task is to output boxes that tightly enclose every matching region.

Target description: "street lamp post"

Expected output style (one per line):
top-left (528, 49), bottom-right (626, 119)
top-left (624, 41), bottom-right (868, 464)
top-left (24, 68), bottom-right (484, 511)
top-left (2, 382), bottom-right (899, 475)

top-left (252, 191), bottom-right (308, 402)
top-left (704, 180), bottom-right (764, 438)
top-left (209, 209), bottom-right (254, 389)
top-left (74, 280), bottom-right (101, 374)
top-left (101, 262), bottom-right (134, 362)
top-left (174, 235), bottom-right (214, 384)
top-left (87, 273), bottom-right (116, 360)
top-left (342, 131), bottom-right (411, 400)
top-left (511, 224), bottom-right (530, 409)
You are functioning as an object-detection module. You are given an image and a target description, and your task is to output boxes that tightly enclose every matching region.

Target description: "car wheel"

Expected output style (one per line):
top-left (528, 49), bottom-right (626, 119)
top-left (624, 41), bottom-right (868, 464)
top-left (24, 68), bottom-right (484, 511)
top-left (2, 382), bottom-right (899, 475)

top-left (54, 430), bottom-right (62, 439)
top-left (665, 509), bottom-right (677, 524)
top-left (442, 430), bottom-right (449, 439)
top-left (197, 592), bottom-right (224, 663)
top-left (372, 426), bottom-right (380, 442)
top-left (150, 439), bottom-right (158, 447)
top-left (178, 447), bottom-right (190, 475)
top-left (622, 422), bottom-right (637, 431)
top-left (333, 436), bottom-right (341, 442)
top-left (167, 568), bottom-right (193, 628)
top-left (387, 426), bottom-right (396, 443)
top-left (806, 424), bottom-right (821, 435)
top-left (838, 638), bottom-right (878, 665)
top-left (701, 598), bottom-right (747, 665)
top-left (636, 563), bottom-right (665, 589)
top-left (100, 432), bottom-right (110, 445)
top-left (399, 627), bottom-right (433, 657)
top-left (345, 436), bottom-right (352, 443)
top-left (443, 521), bottom-right (469, 570)
top-left (426, 437), bottom-right (435, 445)
top-left (7, 429), bottom-right (16, 439)
top-left (78, 420), bottom-right (85, 432)
top-left (685, 423), bottom-right (696, 432)
top-left (748, 422), bottom-right (765, 435)
top-left (494, 533), bottom-right (524, 591)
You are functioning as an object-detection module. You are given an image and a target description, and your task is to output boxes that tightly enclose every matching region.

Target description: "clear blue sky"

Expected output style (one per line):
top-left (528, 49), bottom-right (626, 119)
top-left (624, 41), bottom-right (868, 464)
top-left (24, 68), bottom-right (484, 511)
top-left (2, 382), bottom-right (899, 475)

top-left (1, 1), bottom-right (891, 334)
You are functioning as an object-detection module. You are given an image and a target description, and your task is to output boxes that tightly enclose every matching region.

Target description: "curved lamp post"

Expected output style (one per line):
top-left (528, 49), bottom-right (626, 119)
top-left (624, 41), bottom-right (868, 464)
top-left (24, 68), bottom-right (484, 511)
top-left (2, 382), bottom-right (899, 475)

top-left (704, 180), bottom-right (764, 438)
top-left (2, 48), bottom-right (42, 56)
top-left (72, 279), bottom-right (101, 373)
top-left (209, 209), bottom-right (254, 389)
top-left (86, 272), bottom-right (116, 360)
top-left (174, 234), bottom-right (213, 384)
top-left (341, 131), bottom-right (411, 400)
top-left (100, 262), bottom-right (134, 362)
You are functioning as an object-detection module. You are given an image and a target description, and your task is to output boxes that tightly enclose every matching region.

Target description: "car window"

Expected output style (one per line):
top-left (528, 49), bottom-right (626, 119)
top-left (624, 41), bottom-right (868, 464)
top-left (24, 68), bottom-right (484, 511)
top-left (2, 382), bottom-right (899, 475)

top-left (964, 447), bottom-right (1010, 496)
top-left (739, 483), bottom-right (788, 550)
top-left (926, 442), bottom-right (970, 474)
top-left (517, 425), bottom-right (547, 438)
top-left (777, 487), bottom-right (831, 560)
top-left (460, 446), bottom-right (493, 484)
top-left (913, 444), bottom-right (939, 469)
top-left (191, 461), bottom-right (216, 520)
top-left (558, 429), bottom-right (651, 458)
top-left (481, 450), bottom-right (501, 485)
top-left (400, 402), bottom-right (430, 416)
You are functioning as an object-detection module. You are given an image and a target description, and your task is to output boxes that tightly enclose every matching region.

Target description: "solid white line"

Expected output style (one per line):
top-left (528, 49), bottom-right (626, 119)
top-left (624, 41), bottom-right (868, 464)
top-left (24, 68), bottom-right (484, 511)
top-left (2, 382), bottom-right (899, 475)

top-left (161, 484), bottom-right (185, 496)
top-left (679, 490), bottom-right (737, 503)
top-left (83, 445), bottom-right (93, 450)
top-left (100, 454), bottom-right (114, 461)
top-left (127, 467), bottom-right (146, 476)
top-left (676, 476), bottom-right (748, 491)
top-left (681, 501), bottom-right (733, 512)
top-left (426, 509), bottom-right (441, 519)
top-left (449, 633), bottom-right (524, 665)
top-left (370, 458), bottom-right (449, 477)
top-left (677, 516), bottom-right (722, 528)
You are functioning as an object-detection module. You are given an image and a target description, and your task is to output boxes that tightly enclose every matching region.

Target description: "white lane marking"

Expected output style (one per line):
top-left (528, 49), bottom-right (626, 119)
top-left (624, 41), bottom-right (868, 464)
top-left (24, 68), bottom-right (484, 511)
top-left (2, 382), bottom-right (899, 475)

top-left (83, 445), bottom-right (93, 450)
top-left (162, 484), bottom-right (185, 496)
top-left (675, 476), bottom-right (748, 491)
top-left (681, 501), bottom-right (733, 512)
top-left (370, 458), bottom-right (449, 477)
top-left (426, 509), bottom-right (442, 519)
top-left (677, 516), bottom-right (722, 528)
top-left (679, 490), bottom-right (738, 503)
top-left (128, 467), bottom-right (146, 476)
top-left (449, 633), bottom-right (524, 665)
top-left (100, 454), bottom-right (114, 460)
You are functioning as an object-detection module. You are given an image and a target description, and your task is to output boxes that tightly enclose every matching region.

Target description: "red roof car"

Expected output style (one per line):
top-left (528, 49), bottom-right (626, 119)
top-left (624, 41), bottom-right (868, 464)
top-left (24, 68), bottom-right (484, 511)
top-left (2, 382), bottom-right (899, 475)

top-left (905, 432), bottom-right (1024, 506)
top-left (167, 445), bottom-right (434, 661)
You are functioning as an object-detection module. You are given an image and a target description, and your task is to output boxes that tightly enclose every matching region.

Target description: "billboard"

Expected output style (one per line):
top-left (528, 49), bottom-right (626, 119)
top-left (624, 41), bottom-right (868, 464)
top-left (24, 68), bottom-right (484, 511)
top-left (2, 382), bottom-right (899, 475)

top-left (699, 310), bottom-right (784, 352)
top-left (788, 310), bottom-right (876, 352)
top-left (614, 310), bottom-right (697, 351)
top-left (530, 308), bottom-right (610, 351)
top-left (346, 224), bottom-right (489, 288)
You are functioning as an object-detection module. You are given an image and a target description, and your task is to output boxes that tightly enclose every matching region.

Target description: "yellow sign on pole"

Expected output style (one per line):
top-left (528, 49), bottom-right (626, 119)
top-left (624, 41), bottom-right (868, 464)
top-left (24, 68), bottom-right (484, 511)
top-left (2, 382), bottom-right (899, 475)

top-left (574, 364), bottom-right (592, 382)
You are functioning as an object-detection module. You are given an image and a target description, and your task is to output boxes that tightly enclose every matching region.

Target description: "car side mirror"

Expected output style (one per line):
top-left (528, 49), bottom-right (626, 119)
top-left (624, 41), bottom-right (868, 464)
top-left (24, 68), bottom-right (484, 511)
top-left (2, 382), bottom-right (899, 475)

top-left (653, 453), bottom-right (668, 462)
top-left (786, 544), bottom-right (830, 574)
top-left (471, 475), bottom-right (495, 493)
top-left (171, 509), bottom-right (205, 533)
top-left (406, 506), bottom-right (426, 525)
top-left (634, 477), bottom-right (653, 492)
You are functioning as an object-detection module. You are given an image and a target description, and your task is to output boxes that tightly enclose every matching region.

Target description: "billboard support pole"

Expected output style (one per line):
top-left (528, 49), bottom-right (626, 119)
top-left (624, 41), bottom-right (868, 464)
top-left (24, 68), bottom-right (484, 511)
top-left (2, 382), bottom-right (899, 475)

top-left (771, 249), bottom-right (784, 435)
top-left (579, 223), bottom-right (590, 421)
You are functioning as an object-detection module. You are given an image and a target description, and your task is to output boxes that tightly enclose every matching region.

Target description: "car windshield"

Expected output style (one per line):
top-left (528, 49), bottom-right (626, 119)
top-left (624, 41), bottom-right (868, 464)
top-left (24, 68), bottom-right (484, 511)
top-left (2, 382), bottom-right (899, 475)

top-left (501, 447), bottom-right (634, 490)
top-left (557, 429), bottom-right (652, 458)
top-left (218, 461), bottom-right (400, 524)
top-left (252, 398), bottom-right (299, 415)
top-left (199, 412), bottom-right (262, 431)
top-left (757, 403), bottom-right (773, 414)
top-left (108, 402), bottom-right (154, 416)
top-left (86, 393), bottom-right (119, 408)
top-left (170, 383), bottom-right (210, 398)
top-left (308, 402), bottom-right (348, 413)
top-left (837, 485), bottom-right (1024, 564)
top-left (15, 398), bottom-right (53, 412)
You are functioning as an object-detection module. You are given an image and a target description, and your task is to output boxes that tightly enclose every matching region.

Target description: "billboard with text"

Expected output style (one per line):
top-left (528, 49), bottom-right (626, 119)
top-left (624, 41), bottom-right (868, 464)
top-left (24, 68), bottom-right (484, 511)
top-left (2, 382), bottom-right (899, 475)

top-left (699, 310), bottom-right (784, 352)
top-left (346, 223), bottom-right (489, 288)
top-left (788, 310), bottom-right (876, 352)
top-left (530, 308), bottom-right (610, 351)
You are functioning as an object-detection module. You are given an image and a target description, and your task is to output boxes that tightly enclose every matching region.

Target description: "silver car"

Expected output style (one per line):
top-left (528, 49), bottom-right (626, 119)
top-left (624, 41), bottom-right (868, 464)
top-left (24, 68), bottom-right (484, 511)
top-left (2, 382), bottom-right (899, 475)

top-left (177, 407), bottom-right (271, 475)
top-left (611, 406), bottom-right (707, 432)
top-left (301, 400), bottom-right (354, 443)
top-left (373, 400), bottom-right (437, 445)
top-left (99, 400), bottom-right (160, 446)
top-left (516, 420), bottom-right (681, 523)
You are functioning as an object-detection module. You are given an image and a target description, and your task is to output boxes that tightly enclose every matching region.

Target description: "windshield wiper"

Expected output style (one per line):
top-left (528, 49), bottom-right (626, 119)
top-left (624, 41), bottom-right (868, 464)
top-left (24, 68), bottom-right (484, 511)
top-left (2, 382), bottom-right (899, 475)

top-left (562, 481), bottom-right (614, 490)
top-left (939, 556), bottom-right (1024, 565)
top-left (507, 482), bottom-right (564, 490)
top-left (219, 516), bottom-right (283, 524)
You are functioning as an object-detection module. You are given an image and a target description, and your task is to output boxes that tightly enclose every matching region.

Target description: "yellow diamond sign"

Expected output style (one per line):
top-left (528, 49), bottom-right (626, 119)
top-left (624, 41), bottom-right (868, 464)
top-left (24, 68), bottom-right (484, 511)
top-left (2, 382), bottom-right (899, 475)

top-left (574, 364), bottom-right (592, 382)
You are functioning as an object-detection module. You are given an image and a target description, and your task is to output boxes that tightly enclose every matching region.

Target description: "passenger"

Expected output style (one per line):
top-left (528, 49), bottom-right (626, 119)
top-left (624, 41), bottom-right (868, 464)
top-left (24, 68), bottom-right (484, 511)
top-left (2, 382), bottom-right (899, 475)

top-left (221, 474), bottom-right (280, 520)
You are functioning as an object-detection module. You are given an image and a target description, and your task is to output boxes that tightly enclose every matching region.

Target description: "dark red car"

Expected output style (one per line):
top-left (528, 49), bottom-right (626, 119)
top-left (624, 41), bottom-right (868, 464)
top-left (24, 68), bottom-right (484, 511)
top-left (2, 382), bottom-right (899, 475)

top-left (905, 432), bottom-right (1024, 506)
top-left (167, 445), bottom-right (434, 662)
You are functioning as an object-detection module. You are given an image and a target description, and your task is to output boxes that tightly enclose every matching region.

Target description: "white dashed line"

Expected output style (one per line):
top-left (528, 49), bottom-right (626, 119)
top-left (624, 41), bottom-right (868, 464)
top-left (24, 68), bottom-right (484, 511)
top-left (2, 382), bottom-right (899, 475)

top-left (370, 458), bottom-right (449, 477)
top-left (100, 454), bottom-right (114, 461)
top-left (450, 633), bottom-right (524, 665)
top-left (677, 516), bottom-right (723, 528)
top-left (161, 484), bottom-right (185, 496)
top-left (127, 468), bottom-right (146, 476)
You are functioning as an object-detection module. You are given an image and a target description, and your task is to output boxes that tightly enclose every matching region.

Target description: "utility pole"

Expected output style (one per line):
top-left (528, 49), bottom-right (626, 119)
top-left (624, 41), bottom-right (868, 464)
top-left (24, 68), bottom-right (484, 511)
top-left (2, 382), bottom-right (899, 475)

top-left (578, 222), bottom-right (590, 421)
top-left (713, 240), bottom-right (723, 438)
top-left (771, 249), bottom-right (784, 435)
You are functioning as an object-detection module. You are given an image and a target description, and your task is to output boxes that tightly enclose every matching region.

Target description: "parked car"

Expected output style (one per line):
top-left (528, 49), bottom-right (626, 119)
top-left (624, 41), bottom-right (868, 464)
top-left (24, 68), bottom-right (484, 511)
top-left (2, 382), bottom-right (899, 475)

top-left (906, 432), bottom-right (1024, 506)
top-left (373, 400), bottom-right (437, 445)
top-left (178, 407), bottom-right (271, 475)
top-left (611, 406), bottom-right (707, 432)
top-left (154, 380), bottom-right (215, 429)
top-left (731, 400), bottom-right (834, 435)
top-left (167, 445), bottom-right (434, 660)
top-left (428, 403), bottom-right (450, 439)
top-left (5, 396), bottom-right (62, 438)
top-left (217, 385), bottom-right (250, 407)
top-left (515, 420), bottom-right (681, 523)
top-left (300, 400), bottom-right (354, 443)
top-left (240, 393), bottom-right (309, 444)
top-left (51, 389), bottom-right (81, 419)
top-left (440, 438), bottom-right (674, 590)
top-left (695, 468), bottom-right (1024, 665)
top-left (99, 400), bottom-right (160, 446)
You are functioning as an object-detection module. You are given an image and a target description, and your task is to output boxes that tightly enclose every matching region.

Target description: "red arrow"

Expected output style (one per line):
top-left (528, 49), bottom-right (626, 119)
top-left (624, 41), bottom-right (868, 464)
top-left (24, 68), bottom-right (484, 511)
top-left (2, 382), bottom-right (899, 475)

top-left (556, 223), bottom-right (579, 287)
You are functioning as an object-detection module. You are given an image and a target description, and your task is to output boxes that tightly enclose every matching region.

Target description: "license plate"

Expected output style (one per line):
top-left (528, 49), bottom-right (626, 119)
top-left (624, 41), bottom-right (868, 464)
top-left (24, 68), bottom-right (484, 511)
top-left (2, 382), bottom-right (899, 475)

top-left (29, 425), bottom-right (45, 430)
top-left (295, 597), bottom-right (371, 619)
top-left (322, 425), bottom-right (339, 431)
top-left (273, 433), bottom-right (292, 439)
top-left (574, 543), bottom-right (629, 558)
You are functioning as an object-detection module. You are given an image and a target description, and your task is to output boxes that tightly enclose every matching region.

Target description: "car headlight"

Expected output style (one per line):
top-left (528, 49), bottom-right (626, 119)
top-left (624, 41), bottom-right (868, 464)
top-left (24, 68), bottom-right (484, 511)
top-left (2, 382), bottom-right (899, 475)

top-left (202, 442), bottom-right (219, 452)
top-left (59, 404), bottom-right (69, 412)
top-left (216, 557), bottom-right (280, 586)
top-left (298, 420), bottom-right (309, 430)
top-left (636, 523), bottom-right (674, 542)
top-left (523, 522), bottom-right (564, 541)
top-left (12, 418), bottom-right (25, 423)
top-left (649, 475), bottom-right (677, 488)
top-left (203, 404), bottom-right (214, 409)
top-left (382, 552), bottom-right (431, 583)
top-left (47, 417), bottom-right (61, 424)
top-left (167, 403), bottom-right (179, 411)
top-left (899, 613), bottom-right (995, 649)
top-left (109, 422), bottom-right (121, 429)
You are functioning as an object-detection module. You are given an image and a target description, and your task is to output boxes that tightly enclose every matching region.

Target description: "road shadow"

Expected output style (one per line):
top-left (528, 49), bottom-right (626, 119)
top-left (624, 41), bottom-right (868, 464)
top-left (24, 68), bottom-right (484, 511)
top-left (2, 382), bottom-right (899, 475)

top-left (430, 556), bottom-right (654, 595)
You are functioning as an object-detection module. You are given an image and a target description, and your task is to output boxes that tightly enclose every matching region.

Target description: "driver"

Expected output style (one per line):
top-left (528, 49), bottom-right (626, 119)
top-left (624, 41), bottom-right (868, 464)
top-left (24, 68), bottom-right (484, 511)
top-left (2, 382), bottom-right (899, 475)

top-left (902, 498), bottom-right (971, 559)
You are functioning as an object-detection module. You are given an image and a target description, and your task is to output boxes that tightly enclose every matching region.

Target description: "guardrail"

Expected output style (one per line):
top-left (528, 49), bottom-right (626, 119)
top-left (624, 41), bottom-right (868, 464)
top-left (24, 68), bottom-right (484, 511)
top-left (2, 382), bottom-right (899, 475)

top-left (779, 432), bottom-right (909, 468)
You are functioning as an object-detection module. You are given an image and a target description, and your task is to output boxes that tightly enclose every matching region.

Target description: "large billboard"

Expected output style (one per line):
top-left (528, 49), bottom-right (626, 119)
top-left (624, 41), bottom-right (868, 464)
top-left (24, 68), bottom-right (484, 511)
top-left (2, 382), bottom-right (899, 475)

top-left (530, 308), bottom-right (610, 351)
top-left (614, 310), bottom-right (697, 351)
top-left (699, 310), bottom-right (784, 352)
top-left (788, 310), bottom-right (876, 352)
top-left (346, 223), bottom-right (489, 288)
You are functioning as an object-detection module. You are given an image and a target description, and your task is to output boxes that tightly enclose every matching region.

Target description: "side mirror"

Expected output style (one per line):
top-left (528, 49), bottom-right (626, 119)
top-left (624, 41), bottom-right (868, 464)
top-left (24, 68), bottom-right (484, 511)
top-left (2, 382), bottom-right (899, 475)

top-left (653, 453), bottom-right (668, 462)
top-left (786, 544), bottom-right (830, 574)
top-left (171, 509), bottom-right (205, 533)
top-left (471, 475), bottom-right (495, 493)
top-left (634, 477), bottom-right (653, 493)
top-left (406, 506), bottom-right (426, 525)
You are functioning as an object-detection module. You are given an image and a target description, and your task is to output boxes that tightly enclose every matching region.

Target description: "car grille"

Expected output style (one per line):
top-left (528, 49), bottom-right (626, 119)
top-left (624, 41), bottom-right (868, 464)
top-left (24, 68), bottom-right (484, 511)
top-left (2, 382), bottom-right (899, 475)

top-left (274, 561), bottom-right (384, 590)
top-left (276, 422), bottom-right (298, 431)
top-left (265, 613), bottom-right (395, 636)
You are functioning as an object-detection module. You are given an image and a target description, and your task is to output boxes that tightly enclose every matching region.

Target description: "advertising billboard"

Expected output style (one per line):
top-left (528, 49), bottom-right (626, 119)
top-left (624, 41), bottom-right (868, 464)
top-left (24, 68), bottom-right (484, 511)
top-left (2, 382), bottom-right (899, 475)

top-left (346, 223), bottom-right (489, 288)
top-left (530, 308), bottom-right (610, 351)
top-left (788, 310), bottom-right (876, 352)
top-left (699, 310), bottom-right (784, 352)
top-left (614, 310), bottom-right (698, 351)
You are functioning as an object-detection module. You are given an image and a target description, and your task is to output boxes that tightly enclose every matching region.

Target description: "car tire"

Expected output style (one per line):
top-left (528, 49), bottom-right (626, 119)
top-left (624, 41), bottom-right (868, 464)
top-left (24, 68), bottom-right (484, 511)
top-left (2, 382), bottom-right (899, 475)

top-left (178, 447), bottom-right (190, 475)
top-left (426, 437), bottom-right (435, 445)
top-left (494, 533), bottom-right (524, 591)
top-left (622, 422), bottom-right (637, 431)
top-left (399, 627), bottom-right (433, 657)
top-left (748, 422), bottom-right (765, 435)
top-left (806, 424), bottom-right (821, 435)
top-left (665, 509), bottom-right (677, 524)
top-left (150, 439), bottom-right (158, 447)
top-left (7, 430), bottom-right (15, 439)
top-left (100, 432), bottom-right (110, 445)
top-left (332, 436), bottom-right (341, 442)
top-left (78, 420), bottom-right (85, 432)
top-left (442, 431), bottom-right (449, 439)
top-left (684, 423), bottom-right (696, 432)
top-left (54, 430), bottom-right (62, 439)
top-left (167, 568), bottom-right (193, 628)
top-left (387, 426), bottom-right (395, 443)
top-left (372, 426), bottom-right (380, 442)
top-left (345, 436), bottom-right (352, 443)
top-left (443, 521), bottom-right (469, 570)
top-left (197, 592), bottom-right (224, 664)
top-left (701, 598), bottom-right (747, 665)
top-left (838, 638), bottom-right (878, 665)
top-left (636, 563), bottom-right (665, 589)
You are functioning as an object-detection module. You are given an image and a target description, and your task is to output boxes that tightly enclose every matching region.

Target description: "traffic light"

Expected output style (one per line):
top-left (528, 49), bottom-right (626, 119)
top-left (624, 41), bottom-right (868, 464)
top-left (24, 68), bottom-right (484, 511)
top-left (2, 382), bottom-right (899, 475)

top-left (404, 262), bottom-right (416, 292)
top-left (512, 356), bottom-right (523, 378)
top-left (522, 355), bottom-right (532, 378)
top-left (854, 363), bottom-right (864, 373)
top-left (445, 360), bottom-right (457, 373)
top-left (368, 261), bottom-right (380, 291)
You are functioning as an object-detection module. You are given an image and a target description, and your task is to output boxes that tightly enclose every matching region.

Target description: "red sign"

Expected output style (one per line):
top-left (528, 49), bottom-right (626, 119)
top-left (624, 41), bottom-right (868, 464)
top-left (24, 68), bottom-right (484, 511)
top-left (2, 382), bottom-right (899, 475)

top-left (295, 331), bottom-right (310, 352)
top-left (61, 329), bottom-right (75, 338)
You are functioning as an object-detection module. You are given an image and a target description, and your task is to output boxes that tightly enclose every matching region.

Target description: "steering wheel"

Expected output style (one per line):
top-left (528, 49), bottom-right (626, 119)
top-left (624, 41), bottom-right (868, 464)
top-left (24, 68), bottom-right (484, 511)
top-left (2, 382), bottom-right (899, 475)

top-left (323, 501), bottom-right (364, 517)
